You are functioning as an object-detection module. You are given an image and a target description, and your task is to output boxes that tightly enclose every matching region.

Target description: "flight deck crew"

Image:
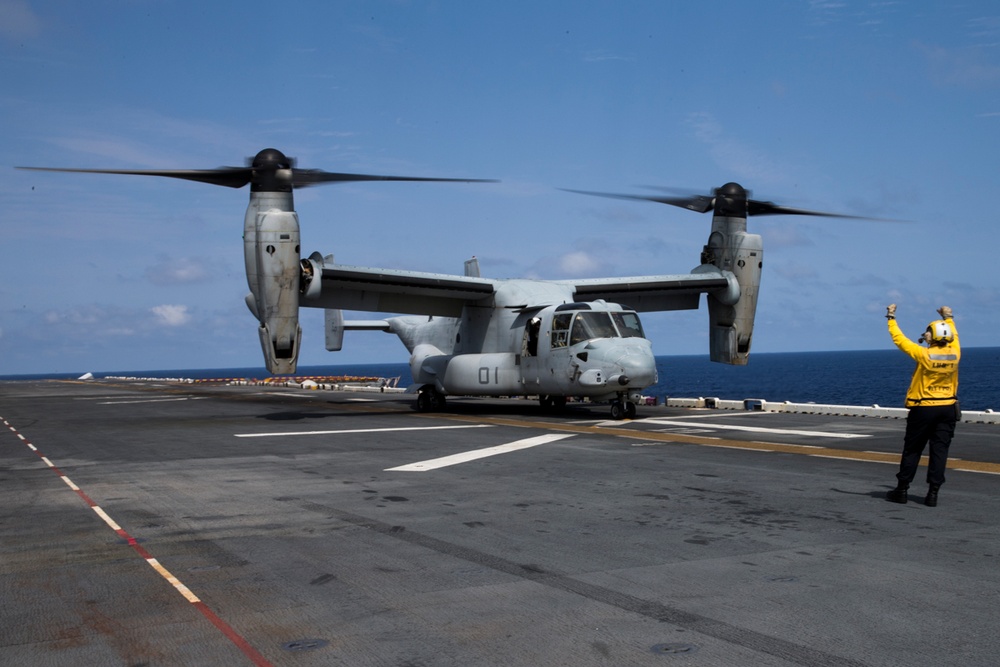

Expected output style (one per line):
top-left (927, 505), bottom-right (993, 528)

top-left (884, 305), bottom-right (960, 507)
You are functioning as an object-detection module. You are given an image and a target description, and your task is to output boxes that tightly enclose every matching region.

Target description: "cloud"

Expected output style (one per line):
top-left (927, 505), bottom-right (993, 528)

top-left (31, 305), bottom-right (141, 339)
top-left (576, 203), bottom-right (646, 224)
top-left (558, 251), bottom-right (602, 276)
top-left (151, 304), bottom-right (191, 327)
top-left (0, 0), bottom-right (42, 41)
top-left (686, 112), bottom-right (789, 184)
top-left (44, 307), bottom-right (102, 327)
top-left (756, 223), bottom-right (816, 249)
top-left (41, 111), bottom-right (250, 168)
top-left (145, 256), bottom-right (213, 286)
top-left (582, 50), bottom-right (634, 63)
top-left (523, 246), bottom-right (611, 280)
top-left (967, 15), bottom-right (1000, 45)
top-left (845, 273), bottom-right (891, 288)
top-left (918, 42), bottom-right (1000, 89)
top-left (772, 261), bottom-right (820, 283)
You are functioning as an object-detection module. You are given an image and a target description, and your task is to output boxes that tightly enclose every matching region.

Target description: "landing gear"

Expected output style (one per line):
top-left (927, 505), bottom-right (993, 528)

top-left (416, 385), bottom-right (446, 412)
top-left (610, 399), bottom-right (636, 420)
top-left (539, 395), bottom-right (567, 413)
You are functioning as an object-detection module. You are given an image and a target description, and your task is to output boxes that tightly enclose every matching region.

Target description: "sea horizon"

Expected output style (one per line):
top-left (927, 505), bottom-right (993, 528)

top-left (4, 347), bottom-right (999, 412)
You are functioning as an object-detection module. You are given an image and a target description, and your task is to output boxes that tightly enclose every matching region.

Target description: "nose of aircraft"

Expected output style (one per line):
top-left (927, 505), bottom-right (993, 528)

top-left (599, 339), bottom-right (657, 389)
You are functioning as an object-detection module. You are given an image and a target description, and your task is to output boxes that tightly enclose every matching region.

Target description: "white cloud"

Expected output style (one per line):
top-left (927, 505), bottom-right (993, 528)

top-left (558, 251), bottom-right (602, 276)
top-left (146, 256), bottom-right (212, 285)
top-left (151, 304), bottom-right (191, 327)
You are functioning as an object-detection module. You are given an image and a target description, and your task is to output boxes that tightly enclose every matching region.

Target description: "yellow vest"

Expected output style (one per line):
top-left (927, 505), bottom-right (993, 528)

top-left (888, 317), bottom-right (960, 407)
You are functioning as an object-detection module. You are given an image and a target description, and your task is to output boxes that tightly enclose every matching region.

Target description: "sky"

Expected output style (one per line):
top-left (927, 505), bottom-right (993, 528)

top-left (2, 0), bottom-right (999, 376)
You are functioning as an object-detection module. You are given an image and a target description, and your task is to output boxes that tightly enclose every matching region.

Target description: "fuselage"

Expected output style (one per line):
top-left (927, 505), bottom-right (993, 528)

top-left (387, 281), bottom-right (657, 402)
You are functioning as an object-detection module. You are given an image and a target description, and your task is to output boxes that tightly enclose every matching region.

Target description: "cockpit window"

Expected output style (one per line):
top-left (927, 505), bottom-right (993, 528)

top-left (551, 313), bottom-right (573, 348)
top-left (551, 309), bottom-right (647, 348)
top-left (612, 311), bottom-right (645, 338)
top-left (570, 312), bottom-right (619, 345)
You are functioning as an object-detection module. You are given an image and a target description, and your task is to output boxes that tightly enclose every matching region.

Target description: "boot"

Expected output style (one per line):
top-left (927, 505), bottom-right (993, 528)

top-left (886, 484), bottom-right (908, 504)
top-left (925, 485), bottom-right (940, 507)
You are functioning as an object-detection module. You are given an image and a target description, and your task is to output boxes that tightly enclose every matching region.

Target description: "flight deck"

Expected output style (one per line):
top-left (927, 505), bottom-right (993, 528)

top-left (2, 379), bottom-right (999, 666)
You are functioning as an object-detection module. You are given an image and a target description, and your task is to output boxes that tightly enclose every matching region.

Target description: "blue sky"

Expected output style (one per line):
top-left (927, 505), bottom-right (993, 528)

top-left (2, 1), bottom-right (999, 376)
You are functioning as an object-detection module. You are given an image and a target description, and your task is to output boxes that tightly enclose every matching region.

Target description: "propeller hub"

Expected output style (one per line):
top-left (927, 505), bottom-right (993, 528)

top-left (251, 148), bottom-right (292, 170)
top-left (714, 182), bottom-right (747, 217)
top-left (251, 148), bottom-right (294, 193)
top-left (717, 182), bottom-right (745, 196)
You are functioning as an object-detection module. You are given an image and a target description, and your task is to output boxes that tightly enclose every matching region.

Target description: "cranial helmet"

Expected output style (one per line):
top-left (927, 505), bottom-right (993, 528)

top-left (925, 319), bottom-right (954, 344)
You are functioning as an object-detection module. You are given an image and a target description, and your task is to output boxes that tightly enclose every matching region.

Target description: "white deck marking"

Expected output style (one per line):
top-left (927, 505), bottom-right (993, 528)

top-left (147, 558), bottom-right (201, 603)
top-left (75, 395), bottom-right (146, 400)
top-left (92, 506), bottom-right (123, 531)
top-left (387, 433), bottom-right (575, 471)
top-left (97, 396), bottom-right (208, 405)
top-left (635, 418), bottom-right (870, 439)
top-left (234, 424), bottom-right (493, 438)
top-left (650, 412), bottom-right (769, 419)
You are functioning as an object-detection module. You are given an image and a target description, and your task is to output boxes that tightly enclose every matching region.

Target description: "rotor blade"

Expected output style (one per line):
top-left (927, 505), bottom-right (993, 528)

top-left (291, 169), bottom-right (498, 188)
top-left (565, 186), bottom-right (898, 221)
top-left (561, 188), bottom-right (715, 213)
top-left (747, 200), bottom-right (893, 220)
top-left (15, 166), bottom-right (253, 188)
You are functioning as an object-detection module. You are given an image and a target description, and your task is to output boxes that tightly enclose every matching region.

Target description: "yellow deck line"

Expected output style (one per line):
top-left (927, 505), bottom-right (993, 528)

top-left (433, 413), bottom-right (1000, 475)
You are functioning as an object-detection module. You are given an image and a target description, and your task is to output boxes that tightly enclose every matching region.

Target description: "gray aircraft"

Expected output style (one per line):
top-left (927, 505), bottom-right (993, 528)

top-left (19, 148), bottom-right (862, 418)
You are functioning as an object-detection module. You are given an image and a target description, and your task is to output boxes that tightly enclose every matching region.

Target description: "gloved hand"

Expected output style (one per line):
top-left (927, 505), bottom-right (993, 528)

top-left (886, 304), bottom-right (896, 319)
top-left (938, 306), bottom-right (952, 319)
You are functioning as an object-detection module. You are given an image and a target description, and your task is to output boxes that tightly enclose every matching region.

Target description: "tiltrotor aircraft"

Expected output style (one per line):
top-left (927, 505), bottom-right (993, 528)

top-left (20, 148), bottom-right (864, 419)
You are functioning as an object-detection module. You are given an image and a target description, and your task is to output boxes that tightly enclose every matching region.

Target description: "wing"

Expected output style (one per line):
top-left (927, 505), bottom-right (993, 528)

top-left (301, 262), bottom-right (496, 317)
top-left (301, 254), bottom-right (736, 317)
top-left (559, 269), bottom-right (734, 312)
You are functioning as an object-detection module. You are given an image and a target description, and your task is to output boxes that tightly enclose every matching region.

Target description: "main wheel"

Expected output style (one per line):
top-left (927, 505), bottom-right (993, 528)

top-left (416, 386), bottom-right (445, 412)
top-left (610, 401), bottom-right (625, 420)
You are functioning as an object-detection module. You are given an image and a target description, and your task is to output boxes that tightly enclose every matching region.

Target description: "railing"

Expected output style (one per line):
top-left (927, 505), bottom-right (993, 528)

top-left (663, 397), bottom-right (1000, 424)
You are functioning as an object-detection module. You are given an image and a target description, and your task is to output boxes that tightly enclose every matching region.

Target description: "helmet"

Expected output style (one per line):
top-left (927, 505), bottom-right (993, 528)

top-left (925, 319), bottom-right (954, 344)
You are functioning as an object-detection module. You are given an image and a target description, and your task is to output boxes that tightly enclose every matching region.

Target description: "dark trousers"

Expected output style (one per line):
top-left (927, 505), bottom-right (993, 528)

top-left (896, 404), bottom-right (957, 488)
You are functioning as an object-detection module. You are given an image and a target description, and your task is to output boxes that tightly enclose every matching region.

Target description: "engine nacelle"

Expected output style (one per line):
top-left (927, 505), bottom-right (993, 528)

top-left (702, 216), bottom-right (763, 366)
top-left (244, 194), bottom-right (302, 374)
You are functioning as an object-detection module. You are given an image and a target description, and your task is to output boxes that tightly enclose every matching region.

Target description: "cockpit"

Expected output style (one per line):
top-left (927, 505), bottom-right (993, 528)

top-left (549, 303), bottom-right (645, 349)
top-left (518, 300), bottom-right (657, 417)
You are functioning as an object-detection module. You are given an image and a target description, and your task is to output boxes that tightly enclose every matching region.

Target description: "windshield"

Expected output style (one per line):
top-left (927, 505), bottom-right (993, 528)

top-left (551, 310), bottom-right (647, 348)
top-left (570, 312), bottom-right (619, 345)
top-left (612, 311), bottom-right (645, 338)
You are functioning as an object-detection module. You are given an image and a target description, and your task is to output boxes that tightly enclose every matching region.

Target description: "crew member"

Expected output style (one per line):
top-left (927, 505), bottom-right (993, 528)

top-left (884, 304), bottom-right (960, 507)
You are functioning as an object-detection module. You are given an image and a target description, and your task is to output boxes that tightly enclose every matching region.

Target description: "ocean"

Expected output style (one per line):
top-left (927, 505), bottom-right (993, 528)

top-left (4, 348), bottom-right (999, 411)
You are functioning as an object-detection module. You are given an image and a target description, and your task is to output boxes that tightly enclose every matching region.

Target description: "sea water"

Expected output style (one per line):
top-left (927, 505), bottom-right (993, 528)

top-left (4, 348), bottom-right (998, 411)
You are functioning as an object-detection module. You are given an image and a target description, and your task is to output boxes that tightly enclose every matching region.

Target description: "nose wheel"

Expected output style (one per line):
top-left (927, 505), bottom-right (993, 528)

top-left (610, 400), bottom-right (636, 420)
